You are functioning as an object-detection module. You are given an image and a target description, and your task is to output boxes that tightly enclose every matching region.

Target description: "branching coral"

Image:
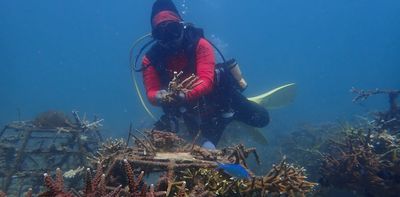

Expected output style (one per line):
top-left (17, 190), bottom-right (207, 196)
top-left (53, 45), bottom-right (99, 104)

top-left (179, 157), bottom-right (317, 197)
top-left (97, 138), bottom-right (127, 158)
top-left (38, 166), bottom-right (122, 197)
top-left (351, 87), bottom-right (400, 133)
top-left (221, 144), bottom-right (260, 168)
top-left (87, 130), bottom-right (316, 196)
top-left (163, 71), bottom-right (202, 103)
top-left (246, 157), bottom-right (317, 196)
top-left (38, 168), bottom-right (75, 197)
top-left (122, 159), bottom-right (146, 195)
top-left (148, 130), bottom-right (185, 151)
top-left (83, 161), bottom-right (109, 196)
top-left (320, 127), bottom-right (400, 196)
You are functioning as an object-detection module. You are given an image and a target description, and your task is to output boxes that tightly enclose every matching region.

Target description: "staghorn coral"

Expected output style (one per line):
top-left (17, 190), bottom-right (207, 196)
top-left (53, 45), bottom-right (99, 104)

top-left (96, 130), bottom-right (263, 177)
top-left (22, 129), bottom-right (316, 196)
top-left (181, 167), bottom-right (238, 196)
top-left (83, 161), bottom-right (108, 196)
top-left (179, 157), bottom-right (317, 197)
top-left (38, 166), bottom-right (122, 197)
top-left (97, 138), bottom-right (127, 159)
top-left (351, 87), bottom-right (400, 134)
top-left (320, 126), bottom-right (400, 196)
top-left (147, 130), bottom-right (185, 152)
top-left (38, 168), bottom-right (75, 197)
top-left (221, 143), bottom-right (260, 168)
top-left (122, 159), bottom-right (145, 195)
top-left (88, 130), bottom-right (316, 196)
top-left (244, 157), bottom-right (317, 197)
top-left (163, 71), bottom-right (202, 103)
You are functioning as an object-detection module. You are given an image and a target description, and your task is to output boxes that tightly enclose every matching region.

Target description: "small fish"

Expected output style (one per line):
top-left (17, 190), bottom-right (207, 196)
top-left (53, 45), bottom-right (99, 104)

top-left (216, 162), bottom-right (251, 180)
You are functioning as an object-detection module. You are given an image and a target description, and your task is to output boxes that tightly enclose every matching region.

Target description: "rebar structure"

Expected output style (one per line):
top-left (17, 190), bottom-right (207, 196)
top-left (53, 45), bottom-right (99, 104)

top-left (0, 110), bottom-right (103, 195)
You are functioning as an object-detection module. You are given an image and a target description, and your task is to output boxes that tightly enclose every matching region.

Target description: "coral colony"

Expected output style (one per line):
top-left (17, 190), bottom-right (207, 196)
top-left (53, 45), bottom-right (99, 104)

top-left (281, 88), bottom-right (400, 196)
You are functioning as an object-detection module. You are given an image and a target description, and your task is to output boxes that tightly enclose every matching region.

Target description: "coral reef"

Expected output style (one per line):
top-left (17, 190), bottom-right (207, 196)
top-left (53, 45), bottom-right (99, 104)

top-left (87, 130), bottom-right (316, 196)
top-left (31, 130), bottom-right (315, 196)
top-left (1, 113), bottom-right (317, 196)
top-left (181, 157), bottom-right (316, 197)
top-left (272, 87), bottom-right (400, 196)
top-left (318, 122), bottom-right (400, 195)
top-left (91, 130), bottom-right (257, 176)
top-left (279, 120), bottom-right (400, 196)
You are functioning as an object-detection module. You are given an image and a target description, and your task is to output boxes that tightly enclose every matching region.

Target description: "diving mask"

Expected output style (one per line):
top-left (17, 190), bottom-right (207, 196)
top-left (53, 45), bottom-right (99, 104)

top-left (152, 21), bottom-right (184, 43)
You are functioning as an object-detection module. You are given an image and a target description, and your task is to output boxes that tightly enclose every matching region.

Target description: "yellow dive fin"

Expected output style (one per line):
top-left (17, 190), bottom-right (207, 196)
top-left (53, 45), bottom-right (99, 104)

top-left (247, 83), bottom-right (296, 109)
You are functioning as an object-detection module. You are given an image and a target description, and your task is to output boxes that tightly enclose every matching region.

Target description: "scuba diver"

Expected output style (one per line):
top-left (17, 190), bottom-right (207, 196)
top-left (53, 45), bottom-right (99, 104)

top-left (137, 0), bottom-right (269, 149)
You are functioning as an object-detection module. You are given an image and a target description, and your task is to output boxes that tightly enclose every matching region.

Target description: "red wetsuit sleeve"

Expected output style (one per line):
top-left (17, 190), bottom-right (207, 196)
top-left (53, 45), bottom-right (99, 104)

top-left (185, 38), bottom-right (215, 101)
top-left (142, 56), bottom-right (161, 105)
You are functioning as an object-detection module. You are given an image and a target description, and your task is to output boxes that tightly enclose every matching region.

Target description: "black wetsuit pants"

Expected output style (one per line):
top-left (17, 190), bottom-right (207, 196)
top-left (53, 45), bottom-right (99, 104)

top-left (199, 89), bottom-right (270, 144)
top-left (154, 89), bottom-right (269, 145)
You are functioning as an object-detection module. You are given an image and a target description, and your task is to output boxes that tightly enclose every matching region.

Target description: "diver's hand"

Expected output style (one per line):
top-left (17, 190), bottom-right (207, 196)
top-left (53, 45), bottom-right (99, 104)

top-left (156, 90), bottom-right (186, 105)
top-left (155, 90), bottom-right (169, 105)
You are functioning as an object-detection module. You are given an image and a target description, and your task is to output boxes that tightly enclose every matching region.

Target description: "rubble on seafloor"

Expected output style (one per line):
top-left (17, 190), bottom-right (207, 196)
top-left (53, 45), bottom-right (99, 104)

top-left (1, 129), bottom-right (317, 196)
top-left (0, 110), bottom-right (103, 196)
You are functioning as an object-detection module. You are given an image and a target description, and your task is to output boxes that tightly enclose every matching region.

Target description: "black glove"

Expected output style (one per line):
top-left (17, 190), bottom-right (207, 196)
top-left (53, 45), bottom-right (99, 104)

top-left (155, 89), bottom-right (186, 105)
top-left (155, 90), bottom-right (169, 105)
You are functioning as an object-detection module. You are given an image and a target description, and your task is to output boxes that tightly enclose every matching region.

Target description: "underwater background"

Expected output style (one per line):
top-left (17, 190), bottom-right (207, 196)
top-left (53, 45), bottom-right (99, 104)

top-left (1, 0), bottom-right (399, 131)
top-left (0, 0), bottom-right (399, 189)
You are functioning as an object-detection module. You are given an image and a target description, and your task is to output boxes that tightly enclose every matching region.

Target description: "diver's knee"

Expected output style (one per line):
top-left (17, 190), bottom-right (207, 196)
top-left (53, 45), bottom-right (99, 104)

top-left (251, 111), bottom-right (270, 128)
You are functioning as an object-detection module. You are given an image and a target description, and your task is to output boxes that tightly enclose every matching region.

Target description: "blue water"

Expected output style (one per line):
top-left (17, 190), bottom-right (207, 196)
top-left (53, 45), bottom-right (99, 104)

top-left (1, 0), bottom-right (399, 138)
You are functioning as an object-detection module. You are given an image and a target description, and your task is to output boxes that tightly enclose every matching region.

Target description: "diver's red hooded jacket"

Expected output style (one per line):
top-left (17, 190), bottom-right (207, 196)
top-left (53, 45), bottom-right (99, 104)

top-left (142, 0), bottom-right (215, 105)
top-left (142, 40), bottom-right (215, 105)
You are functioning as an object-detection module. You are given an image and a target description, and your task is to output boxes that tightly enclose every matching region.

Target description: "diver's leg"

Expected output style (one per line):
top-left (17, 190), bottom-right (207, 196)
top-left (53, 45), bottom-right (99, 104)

top-left (153, 114), bottom-right (172, 131)
top-left (153, 107), bottom-right (180, 132)
top-left (200, 116), bottom-right (230, 145)
top-left (182, 111), bottom-right (201, 138)
top-left (231, 91), bottom-right (270, 127)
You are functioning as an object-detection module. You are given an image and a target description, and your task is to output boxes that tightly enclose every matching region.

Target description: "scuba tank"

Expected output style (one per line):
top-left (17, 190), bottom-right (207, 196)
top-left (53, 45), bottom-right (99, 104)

top-left (215, 58), bottom-right (248, 92)
top-left (225, 59), bottom-right (248, 91)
